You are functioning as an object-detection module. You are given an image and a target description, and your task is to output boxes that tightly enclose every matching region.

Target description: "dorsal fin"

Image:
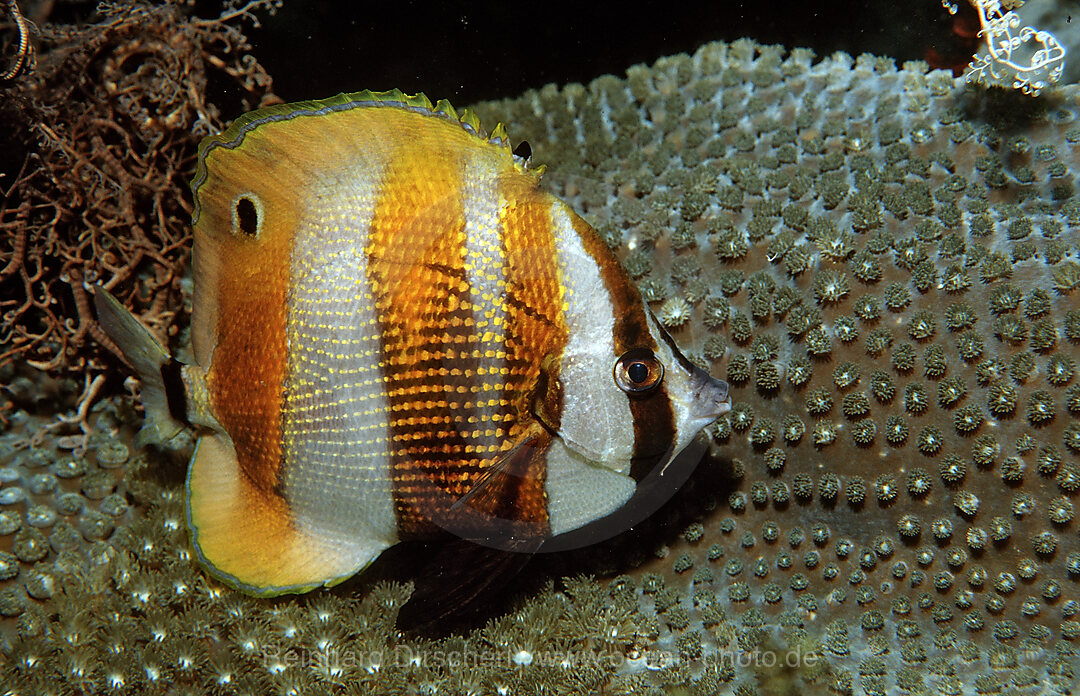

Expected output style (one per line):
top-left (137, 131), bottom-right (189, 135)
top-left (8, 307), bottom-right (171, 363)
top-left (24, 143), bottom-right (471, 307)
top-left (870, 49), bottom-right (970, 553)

top-left (192, 89), bottom-right (533, 225)
top-left (489, 122), bottom-right (510, 148)
top-left (433, 97), bottom-right (458, 121)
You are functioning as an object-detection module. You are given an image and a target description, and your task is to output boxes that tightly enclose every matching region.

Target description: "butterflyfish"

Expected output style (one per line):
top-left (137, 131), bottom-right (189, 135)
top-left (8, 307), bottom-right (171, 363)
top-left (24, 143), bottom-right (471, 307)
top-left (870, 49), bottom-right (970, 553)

top-left (94, 89), bottom-right (731, 596)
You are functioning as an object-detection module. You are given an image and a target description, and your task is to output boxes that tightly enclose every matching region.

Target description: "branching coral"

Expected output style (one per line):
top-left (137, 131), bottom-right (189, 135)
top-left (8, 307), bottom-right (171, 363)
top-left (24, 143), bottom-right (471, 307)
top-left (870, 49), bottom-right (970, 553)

top-left (0, 0), bottom-right (278, 421)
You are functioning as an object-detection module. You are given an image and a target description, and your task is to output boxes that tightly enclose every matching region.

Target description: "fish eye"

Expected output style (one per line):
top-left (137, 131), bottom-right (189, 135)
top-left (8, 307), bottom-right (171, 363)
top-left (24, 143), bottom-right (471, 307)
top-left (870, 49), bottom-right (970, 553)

top-left (613, 348), bottom-right (664, 395)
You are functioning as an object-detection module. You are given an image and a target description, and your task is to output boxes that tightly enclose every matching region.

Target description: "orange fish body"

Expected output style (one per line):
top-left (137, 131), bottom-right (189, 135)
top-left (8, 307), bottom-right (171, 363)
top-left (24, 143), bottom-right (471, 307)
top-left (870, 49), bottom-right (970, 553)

top-left (95, 90), bottom-right (730, 595)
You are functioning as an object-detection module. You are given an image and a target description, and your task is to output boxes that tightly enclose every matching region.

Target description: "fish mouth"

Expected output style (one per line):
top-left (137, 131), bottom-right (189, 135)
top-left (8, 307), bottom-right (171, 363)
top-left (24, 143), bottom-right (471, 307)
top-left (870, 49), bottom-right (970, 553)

top-left (689, 365), bottom-right (731, 421)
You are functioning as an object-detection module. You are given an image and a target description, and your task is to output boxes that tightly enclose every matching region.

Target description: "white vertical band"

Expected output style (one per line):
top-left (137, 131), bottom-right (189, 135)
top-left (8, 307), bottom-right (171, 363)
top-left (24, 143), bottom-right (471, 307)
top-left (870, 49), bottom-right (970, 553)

top-left (281, 157), bottom-right (398, 568)
top-left (461, 157), bottom-right (510, 455)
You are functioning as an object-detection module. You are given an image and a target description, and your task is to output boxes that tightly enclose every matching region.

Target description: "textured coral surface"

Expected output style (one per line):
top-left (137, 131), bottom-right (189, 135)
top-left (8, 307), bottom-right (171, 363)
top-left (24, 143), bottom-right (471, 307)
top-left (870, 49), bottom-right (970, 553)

top-left (2, 37), bottom-right (1080, 695)
top-left (474, 39), bottom-right (1080, 694)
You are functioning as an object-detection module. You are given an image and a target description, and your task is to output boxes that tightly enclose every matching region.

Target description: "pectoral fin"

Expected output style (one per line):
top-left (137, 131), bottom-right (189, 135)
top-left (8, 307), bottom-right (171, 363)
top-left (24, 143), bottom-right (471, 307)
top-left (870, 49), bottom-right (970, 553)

top-left (402, 417), bottom-right (551, 551)
top-left (451, 419), bottom-right (549, 514)
top-left (528, 353), bottom-right (563, 435)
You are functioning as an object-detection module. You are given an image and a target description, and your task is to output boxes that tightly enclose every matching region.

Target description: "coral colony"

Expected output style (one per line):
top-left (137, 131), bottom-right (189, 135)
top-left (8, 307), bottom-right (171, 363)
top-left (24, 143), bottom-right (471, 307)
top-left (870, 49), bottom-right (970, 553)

top-left (470, 30), bottom-right (1080, 694)
top-left (1, 0), bottom-right (1080, 694)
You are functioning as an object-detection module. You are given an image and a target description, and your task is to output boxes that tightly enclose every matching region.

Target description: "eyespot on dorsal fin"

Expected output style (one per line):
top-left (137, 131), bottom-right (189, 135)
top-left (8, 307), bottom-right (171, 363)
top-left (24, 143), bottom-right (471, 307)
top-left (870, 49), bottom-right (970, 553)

top-left (192, 88), bottom-right (546, 224)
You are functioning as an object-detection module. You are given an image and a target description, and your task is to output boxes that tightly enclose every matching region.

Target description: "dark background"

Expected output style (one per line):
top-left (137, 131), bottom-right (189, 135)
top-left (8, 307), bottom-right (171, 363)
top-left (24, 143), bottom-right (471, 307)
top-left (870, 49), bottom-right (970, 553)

top-left (246, 0), bottom-right (971, 105)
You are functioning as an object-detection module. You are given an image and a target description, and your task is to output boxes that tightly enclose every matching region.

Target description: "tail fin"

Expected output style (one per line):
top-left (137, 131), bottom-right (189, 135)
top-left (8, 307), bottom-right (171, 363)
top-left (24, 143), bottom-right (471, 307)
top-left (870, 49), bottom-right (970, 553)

top-left (93, 287), bottom-right (187, 446)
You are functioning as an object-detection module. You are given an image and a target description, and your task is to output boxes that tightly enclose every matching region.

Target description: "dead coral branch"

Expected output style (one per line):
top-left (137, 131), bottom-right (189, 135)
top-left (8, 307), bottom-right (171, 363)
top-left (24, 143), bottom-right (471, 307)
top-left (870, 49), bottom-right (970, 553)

top-left (0, 0), bottom-right (278, 415)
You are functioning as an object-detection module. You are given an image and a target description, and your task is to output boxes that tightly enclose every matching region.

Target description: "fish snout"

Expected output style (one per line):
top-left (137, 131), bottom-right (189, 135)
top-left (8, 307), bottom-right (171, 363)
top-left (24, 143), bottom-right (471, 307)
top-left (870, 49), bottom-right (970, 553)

top-left (689, 366), bottom-right (731, 421)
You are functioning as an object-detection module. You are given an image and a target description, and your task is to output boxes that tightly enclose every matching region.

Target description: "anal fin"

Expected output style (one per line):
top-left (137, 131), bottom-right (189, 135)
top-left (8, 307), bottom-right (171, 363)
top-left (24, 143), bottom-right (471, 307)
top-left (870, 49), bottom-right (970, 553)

top-left (451, 420), bottom-right (547, 515)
